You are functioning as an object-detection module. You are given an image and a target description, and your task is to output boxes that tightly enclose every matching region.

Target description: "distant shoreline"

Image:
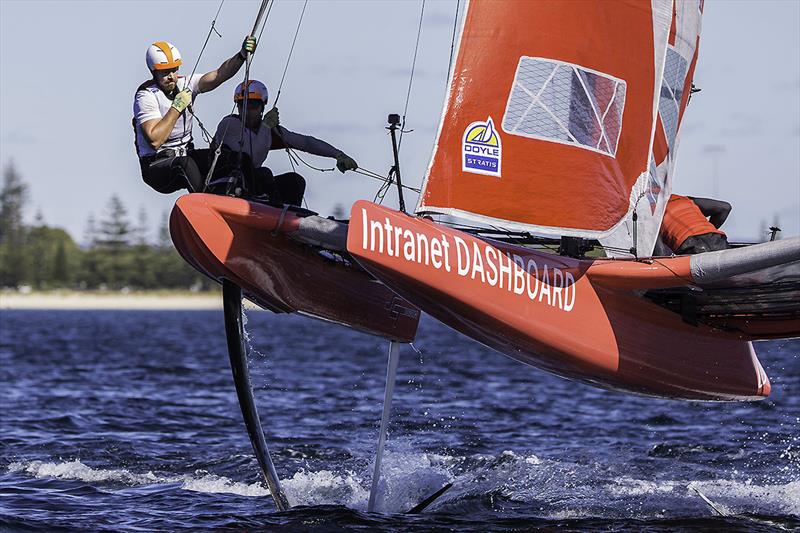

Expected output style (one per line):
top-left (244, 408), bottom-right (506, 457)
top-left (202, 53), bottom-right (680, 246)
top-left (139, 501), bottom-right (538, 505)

top-left (0, 290), bottom-right (228, 310)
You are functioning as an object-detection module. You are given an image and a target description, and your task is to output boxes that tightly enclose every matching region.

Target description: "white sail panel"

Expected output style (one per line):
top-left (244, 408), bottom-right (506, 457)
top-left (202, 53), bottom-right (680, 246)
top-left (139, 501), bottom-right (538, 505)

top-left (601, 0), bottom-right (704, 257)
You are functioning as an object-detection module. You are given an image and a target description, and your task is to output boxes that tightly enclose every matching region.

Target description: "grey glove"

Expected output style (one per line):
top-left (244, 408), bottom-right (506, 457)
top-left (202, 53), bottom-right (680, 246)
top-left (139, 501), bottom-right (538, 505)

top-left (262, 107), bottom-right (280, 129)
top-left (335, 152), bottom-right (358, 173)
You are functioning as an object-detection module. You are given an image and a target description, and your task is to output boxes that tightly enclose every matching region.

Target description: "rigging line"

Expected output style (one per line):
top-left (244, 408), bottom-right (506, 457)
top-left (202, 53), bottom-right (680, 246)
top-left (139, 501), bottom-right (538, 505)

top-left (354, 169), bottom-right (421, 193)
top-left (188, 0), bottom-right (226, 82)
top-left (238, 59), bottom-right (252, 165)
top-left (285, 148), bottom-right (333, 172)
top-left (209, 0), bottom-right (270, 186)
top-left (285, 147), bottom-right (298, 172)
top-left (205, 103), bottom-right (239, 187)
top-left (649, 258), bottom-right (696, 285)
top-left (374, 178), bottom-right (392, 205)
top-left (266, 0), bottom-right (308, 165)
top-left (397, 0), bottom-right (426, 152)
top-left (238, 0), bottom-right (273, 170)
top-left (445, 0), bottom-right (460, 84)
top-left (251, 0), bottom-right (271, 37)
top-left (234, 0), bottom-right (275, 172)
top-left (284, 148), bottom-right (421, 194)
top-left (355, 167), bottom-right (390, 180)
top-left (183, 0), bottom-right (226, 143)
top-left (274, 0), bottom-right (309, 106)
top-left (255, 0), bottom-right (274, 43)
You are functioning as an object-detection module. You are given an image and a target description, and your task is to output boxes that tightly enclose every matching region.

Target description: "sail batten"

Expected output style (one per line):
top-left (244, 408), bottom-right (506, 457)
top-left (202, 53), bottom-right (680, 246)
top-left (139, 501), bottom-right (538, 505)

top-left (416, 0), bottom-right (682, 243)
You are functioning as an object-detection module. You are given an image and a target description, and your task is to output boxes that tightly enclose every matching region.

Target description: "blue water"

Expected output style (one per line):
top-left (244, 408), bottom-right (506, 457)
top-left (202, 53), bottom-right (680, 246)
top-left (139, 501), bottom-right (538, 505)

top-left (1, 310), bottom-right (798, 531)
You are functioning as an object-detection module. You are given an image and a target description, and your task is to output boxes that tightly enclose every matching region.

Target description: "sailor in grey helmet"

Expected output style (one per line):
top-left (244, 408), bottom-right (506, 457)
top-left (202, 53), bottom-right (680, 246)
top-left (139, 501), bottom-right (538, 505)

top-left (211, 79), bottom-right (358, 206)
top-left (133, 37), bottom-right (257, 194)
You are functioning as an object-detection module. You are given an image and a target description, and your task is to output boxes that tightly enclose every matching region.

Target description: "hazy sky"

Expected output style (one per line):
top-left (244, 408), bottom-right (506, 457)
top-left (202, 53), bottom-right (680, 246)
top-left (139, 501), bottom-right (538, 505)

top-left (1, 0), bottom-right (798, 243)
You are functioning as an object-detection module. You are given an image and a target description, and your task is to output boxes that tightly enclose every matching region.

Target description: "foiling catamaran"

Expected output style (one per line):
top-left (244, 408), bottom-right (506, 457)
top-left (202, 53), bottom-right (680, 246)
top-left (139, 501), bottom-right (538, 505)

top-left (170, 0), bottom-right (800, 513)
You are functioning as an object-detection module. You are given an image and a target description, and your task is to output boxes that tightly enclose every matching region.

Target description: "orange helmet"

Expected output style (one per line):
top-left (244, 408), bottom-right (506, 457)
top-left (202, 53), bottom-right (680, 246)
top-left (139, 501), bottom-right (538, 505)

top-left (234, 80), bottom-right (269, 103)
top-left (146, 41), bottom-right (183, 71)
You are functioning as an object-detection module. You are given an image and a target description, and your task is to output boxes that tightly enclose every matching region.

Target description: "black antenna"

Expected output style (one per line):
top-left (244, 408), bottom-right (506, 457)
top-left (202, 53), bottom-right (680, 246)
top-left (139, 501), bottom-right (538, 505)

top-left (387, 114), bottom-right (407, 213)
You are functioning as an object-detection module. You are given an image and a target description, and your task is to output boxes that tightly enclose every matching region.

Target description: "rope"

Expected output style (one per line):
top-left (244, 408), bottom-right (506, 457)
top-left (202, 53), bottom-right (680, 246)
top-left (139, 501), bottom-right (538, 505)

top-left (446, 0), bottom-right (460, 84)
top-left (204, 101), bottom-right (238, 187)
top-left (238, 0), bottom-right (272, 175)
top-left (373, 172), bottom-right (393, 204)
top-left (251, 0), bottom-right (272, 36)
top-left (397, 0), bottom-right (426, 152)
top-left (265, 0), bottom-right (311, 168)
top-left (206, 0), bottom-right (271, 188)
top-left (181, 0), bottom-right (226, 153)
top-left (274, 0), bottom-right (309, 106)
top-left (284, 147), bottom-right (420, 194)
top-left (360, 168), bottom-right (421, 191)
top-left (285, 148), bottom-right (332, 173)
top-left (192, 112), bottom-right (215, 144)
top-left (188, 0), bottom-right (226, 82)
top-left (255, 0), bottom-right (274, 43)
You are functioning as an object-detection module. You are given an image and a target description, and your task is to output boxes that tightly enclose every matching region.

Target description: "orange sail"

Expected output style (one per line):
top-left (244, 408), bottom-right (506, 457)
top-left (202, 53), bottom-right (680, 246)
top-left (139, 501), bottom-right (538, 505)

top-left (416, 0), bottom-right (673, 239)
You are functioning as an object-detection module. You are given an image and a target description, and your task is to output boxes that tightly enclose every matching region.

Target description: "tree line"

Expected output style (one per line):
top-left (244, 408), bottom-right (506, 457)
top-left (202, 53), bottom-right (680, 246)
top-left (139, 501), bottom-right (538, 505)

top-left (0, 161), bottom-right (211, 291)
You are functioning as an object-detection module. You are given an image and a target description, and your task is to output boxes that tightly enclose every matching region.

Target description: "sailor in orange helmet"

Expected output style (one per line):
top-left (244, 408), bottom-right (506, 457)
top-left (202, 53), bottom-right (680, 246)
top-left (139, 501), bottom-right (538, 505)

top-left (660, 195), bottom-right (732, 254)
top-left (208, 79), bottom-right (358, 206)
top-left (133, 37), bottom-right (257, 194)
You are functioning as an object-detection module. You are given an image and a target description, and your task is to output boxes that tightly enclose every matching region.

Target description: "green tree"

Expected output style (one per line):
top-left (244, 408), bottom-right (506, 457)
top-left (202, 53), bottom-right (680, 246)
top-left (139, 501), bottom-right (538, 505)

top-left (24, 224), bottom-right (81, 289)
top-left (153, 210), bottom-right (208, 290)
top-left (28, 210), bottom-right (49, 289)
top-left (157, 210), bottom-right (171, 248)
top-left (83, 213), bottom-right (98, 247)
top-left (96, 195), bottom-right (133, 289)
top-left (52, 240), bottom-right (69, 285)
top-left (134, 206), bottom-right (150, 246)
top-left (79, 213), bottom-right (101, 289)
top-left (130, 206), bottom-right (154, 288)
top-left (0, 161), bottom-right (29, 287)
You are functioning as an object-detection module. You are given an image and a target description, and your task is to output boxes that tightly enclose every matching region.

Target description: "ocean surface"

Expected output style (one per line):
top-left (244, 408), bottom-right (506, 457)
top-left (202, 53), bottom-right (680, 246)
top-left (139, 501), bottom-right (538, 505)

top-left (1, 309), bottom-right (798, 532)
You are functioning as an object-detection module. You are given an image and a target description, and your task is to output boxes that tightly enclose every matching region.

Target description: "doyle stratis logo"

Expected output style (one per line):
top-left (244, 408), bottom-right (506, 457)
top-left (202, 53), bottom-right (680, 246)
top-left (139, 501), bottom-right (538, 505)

top-left (462, 117), bottom-right (502, 177)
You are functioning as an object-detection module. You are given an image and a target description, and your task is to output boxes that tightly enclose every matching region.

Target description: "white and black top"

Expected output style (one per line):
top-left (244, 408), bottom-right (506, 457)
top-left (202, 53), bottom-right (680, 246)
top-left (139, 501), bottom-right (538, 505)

top-left (133, 74), bottom-right (202, 158)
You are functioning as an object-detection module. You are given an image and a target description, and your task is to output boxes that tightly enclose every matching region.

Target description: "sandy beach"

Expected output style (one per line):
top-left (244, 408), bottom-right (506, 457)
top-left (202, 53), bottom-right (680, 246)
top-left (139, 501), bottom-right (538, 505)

top-left (0, 291), bottom-right (234, 310)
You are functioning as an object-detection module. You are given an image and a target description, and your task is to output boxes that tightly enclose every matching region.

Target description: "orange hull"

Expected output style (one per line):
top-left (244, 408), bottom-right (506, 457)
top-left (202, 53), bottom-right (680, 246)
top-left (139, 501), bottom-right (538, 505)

top-left (347, 201), bottom-right (770, 401)
top-left (170, 194), bottom-right (419, 343)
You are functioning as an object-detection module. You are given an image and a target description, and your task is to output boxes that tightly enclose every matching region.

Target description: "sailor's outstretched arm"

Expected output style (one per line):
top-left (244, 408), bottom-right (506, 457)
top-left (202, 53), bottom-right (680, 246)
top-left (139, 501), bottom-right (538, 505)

top-left (691, 196), bottom-right (732, 228)
top-left (275, 126), bottom-right (358, 173)
top-left (276, 126), bottom-right (341, 158)
top-left (198, 36), bottom-right (257, 93)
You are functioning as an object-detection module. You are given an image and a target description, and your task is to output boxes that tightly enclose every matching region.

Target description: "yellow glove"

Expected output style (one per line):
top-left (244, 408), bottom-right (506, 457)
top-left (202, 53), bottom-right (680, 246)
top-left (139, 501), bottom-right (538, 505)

top-left (171, 88), bottom-right (192, 113)
top-left (240, 36), bottom-right (257, 59)
top-left (335, 152), bottom-right (358, 173)
top-left (262, 107), bottom-right (280, 129)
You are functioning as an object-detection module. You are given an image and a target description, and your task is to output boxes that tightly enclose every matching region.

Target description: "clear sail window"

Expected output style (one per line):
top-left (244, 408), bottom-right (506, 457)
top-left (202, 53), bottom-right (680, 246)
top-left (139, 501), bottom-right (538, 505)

top-left (502, 57), bottom-right (627, 157)
top-left (659, 47), bottom-right (688, 152)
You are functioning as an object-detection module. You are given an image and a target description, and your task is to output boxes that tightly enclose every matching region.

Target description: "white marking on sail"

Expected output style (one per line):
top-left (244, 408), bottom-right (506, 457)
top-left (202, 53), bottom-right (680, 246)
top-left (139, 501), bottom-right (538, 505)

top-left (572, 65), bottom-right (609, 151)
top-left (511, 63), bottom-right (558, 132)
